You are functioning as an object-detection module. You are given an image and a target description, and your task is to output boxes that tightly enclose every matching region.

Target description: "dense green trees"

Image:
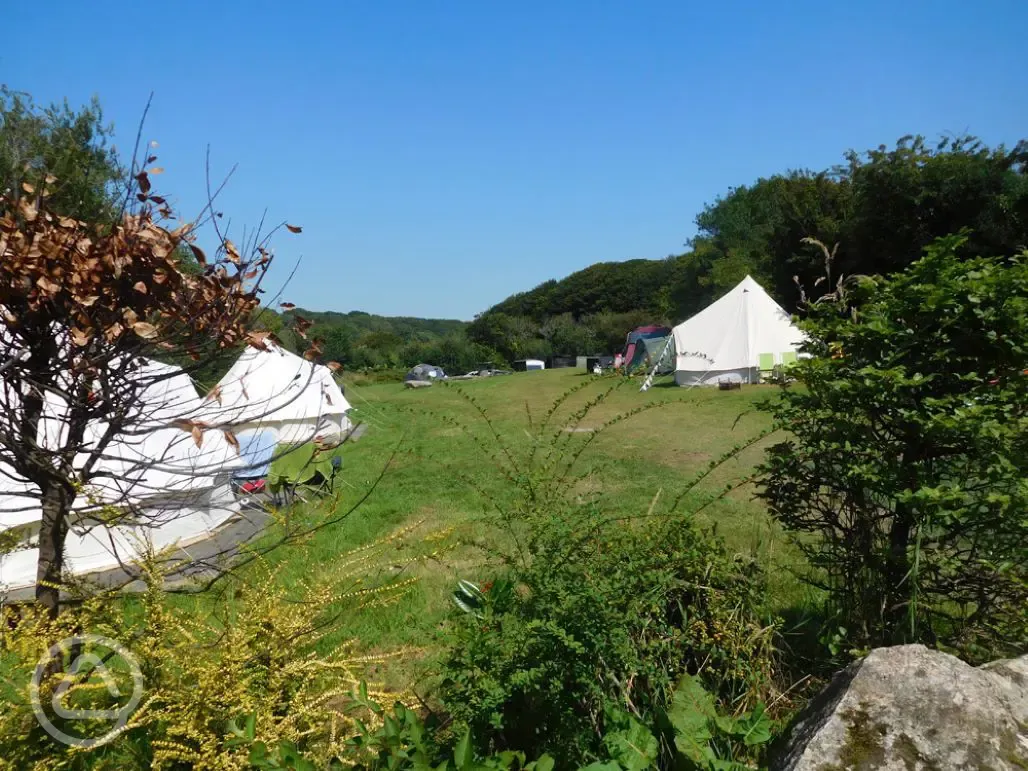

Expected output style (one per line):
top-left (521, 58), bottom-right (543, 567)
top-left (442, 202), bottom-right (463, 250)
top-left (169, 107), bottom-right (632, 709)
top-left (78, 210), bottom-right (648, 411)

top-left (489, 259), bottom-right (678, 319)
top-left (469, 134), bottom-right (1028, 363)
top-left (7, 82), bottom-right (1025, 379)
top-left (690, 135), bottom-right (1028, 309)
top-left (0, 86), bottom-right (122, 224)
top-left (759, 236), bottom-right (1028, 661)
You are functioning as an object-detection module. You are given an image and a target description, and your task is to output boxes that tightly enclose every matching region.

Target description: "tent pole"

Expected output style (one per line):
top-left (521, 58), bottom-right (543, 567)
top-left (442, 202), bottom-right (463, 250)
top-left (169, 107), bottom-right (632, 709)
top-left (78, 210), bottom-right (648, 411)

top-left (640, 335), bottom-right (675, 392)
top-left (742, 287), bottom-right (751, 384)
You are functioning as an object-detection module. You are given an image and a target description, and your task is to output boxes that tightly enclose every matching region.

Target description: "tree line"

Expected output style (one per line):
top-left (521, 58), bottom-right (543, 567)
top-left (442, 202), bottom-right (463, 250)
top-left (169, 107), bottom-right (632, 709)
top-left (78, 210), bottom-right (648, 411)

top-left (208, 134), bottom-right (1028, 372)
top-left (5, 86), bottom-right (1025, 373)
top-left (467, 134), bottom-right (1028, 362)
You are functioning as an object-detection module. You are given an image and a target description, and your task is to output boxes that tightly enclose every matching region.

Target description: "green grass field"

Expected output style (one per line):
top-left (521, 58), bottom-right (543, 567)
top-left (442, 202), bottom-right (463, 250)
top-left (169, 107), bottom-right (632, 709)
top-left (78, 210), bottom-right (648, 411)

top-left (203, 368), bottom-right (810, 692)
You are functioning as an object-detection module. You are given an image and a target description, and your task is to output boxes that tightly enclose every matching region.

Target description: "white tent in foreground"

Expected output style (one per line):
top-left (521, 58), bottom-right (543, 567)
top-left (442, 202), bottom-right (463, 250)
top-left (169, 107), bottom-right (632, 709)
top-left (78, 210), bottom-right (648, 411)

top-left (0, 359), bottom-right (243, 592)
top-left (199, 342), bottom-right (352, 446)
top-left (672, 275), bottom-right (804, 386)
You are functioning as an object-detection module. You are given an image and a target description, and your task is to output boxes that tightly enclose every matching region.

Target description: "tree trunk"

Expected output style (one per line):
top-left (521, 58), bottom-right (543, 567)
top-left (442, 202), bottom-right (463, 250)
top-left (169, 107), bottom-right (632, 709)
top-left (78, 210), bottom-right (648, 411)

top-left (36, 479), bottom-right (72, 619)
top-left (883, 505), bottom-right (913, 645)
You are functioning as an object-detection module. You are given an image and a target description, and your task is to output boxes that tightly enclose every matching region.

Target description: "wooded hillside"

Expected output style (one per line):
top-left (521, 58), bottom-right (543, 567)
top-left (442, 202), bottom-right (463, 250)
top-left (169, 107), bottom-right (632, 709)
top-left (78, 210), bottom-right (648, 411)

top-left (469, 135), bottom-right (1028, 362)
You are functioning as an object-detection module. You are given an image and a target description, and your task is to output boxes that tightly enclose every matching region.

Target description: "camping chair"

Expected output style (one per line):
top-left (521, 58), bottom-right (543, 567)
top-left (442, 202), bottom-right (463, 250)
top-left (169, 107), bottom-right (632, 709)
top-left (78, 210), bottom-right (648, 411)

top-left (780, 351), bottom-right (798, 369)
top-left (758, 353), bottom-right (775, 383)
top-left (267, 443), bottom-right (344, 506)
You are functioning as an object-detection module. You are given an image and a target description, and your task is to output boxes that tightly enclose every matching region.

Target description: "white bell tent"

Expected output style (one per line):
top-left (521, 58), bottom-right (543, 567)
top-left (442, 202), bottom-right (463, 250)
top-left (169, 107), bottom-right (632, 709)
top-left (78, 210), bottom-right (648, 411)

top-left (671, 275), bottom-right (803, 386)
top-left (0, 358), bottom-right (244, 592)
top-left (200, 342), bottom-right (352, 446)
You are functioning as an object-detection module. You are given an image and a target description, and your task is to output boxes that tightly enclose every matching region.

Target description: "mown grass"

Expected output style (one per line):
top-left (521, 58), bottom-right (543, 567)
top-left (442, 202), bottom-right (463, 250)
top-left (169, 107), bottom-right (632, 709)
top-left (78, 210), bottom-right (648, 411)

top-left (174, 369), bottom-right (811, 692)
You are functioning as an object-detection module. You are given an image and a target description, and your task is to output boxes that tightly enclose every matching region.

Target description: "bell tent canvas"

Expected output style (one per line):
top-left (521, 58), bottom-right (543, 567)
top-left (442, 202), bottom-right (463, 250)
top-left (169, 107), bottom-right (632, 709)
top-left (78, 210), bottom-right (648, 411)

top-left (671, 276), bottom-right (803, 386)
top-left (201, 342), bottom-right (352, 446)
top-left (0, 358), bottom-right (245, 592)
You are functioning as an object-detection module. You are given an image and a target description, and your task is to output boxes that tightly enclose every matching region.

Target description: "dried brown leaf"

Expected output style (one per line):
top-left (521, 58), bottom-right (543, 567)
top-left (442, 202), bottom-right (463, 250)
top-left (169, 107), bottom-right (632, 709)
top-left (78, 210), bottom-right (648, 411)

top-left (246, 330), bottom-right (271, 350)
top-left (70, 328), bottom-right (92, 346)
top-left (285, 224), bottom-right (302, 233)
top-left (294, 315), bottom-right (312, 340)
top-left (205, 384), bottom-right (224, 405)
top-left (36, 276), bottom-right (60, 294)
top-left (132, 321), bottom-right (158, 339)
top-left (224, 240), bottom-right (241, 265)
top-left (223, 429), bottom-right (240, 454)
top-left (19, 199), bottom-right (38, 222)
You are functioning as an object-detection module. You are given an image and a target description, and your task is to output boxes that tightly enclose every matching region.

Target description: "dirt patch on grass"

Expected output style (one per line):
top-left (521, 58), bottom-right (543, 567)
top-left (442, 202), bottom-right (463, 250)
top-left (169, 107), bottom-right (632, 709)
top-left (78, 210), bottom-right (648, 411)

top-left (647, 448), bottom-right (712, 469)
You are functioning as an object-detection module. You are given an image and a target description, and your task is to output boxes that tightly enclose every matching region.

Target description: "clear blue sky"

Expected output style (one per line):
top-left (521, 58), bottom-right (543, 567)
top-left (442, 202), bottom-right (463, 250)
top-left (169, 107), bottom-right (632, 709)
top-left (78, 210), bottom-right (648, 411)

top-left (4, 0), bottom-right (1026, 320)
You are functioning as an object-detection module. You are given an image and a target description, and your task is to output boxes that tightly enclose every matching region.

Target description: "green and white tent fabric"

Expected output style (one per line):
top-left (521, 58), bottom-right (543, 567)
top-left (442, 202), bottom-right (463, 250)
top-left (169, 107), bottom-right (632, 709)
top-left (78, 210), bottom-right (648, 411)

top-left (671, 276), bottom-right (803, 386)
top-left (633, 335), bottom-right (674, 375)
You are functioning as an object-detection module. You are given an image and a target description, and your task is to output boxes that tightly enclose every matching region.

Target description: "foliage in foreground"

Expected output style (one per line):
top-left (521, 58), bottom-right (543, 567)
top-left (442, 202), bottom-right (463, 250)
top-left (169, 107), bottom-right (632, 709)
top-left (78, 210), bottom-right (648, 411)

top-left (0, 522), bottom-right (435, 771)
top-left (232, 673), bottom-right (772, 770)
top-left (759, 235), bottom-right (1028, 662)
top-left (441, 518), bottom-right (776, 767)
top-left (434, 379), bottom-right (780, 768)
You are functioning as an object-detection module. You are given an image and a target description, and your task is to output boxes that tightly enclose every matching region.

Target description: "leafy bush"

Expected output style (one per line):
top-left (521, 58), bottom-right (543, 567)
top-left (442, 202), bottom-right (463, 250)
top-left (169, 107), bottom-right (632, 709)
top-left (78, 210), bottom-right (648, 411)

top-left (0, 523), bottom-right (435, 770)
top-left (759, 235), bottom-right (1028, 661)
top-left (440, 517), bottom-right (776, 766)
top-left (435, 381), bottom-right (779, 767)
top-left (239, 676), bottom-right (772, 770)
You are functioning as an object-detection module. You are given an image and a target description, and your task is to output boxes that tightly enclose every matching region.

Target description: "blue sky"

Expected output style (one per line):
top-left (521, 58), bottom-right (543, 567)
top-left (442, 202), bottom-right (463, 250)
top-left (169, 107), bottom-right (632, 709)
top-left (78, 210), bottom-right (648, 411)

top-left (4, 1), bottom-right (1026, 320)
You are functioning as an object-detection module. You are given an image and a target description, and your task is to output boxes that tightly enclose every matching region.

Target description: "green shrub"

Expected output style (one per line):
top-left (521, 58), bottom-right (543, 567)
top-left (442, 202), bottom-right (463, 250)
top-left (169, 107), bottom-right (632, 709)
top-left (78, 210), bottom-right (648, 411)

top-left (435, 380), bottom-right (779, 767)
top-left (440, 515), bottom-right (776, 766)
top-left (759, 235), bottom-right (1028, 662)
top-left (239, 676), bottom-right (772, 770)
top-left (0, 525), bottom-right (433, 770)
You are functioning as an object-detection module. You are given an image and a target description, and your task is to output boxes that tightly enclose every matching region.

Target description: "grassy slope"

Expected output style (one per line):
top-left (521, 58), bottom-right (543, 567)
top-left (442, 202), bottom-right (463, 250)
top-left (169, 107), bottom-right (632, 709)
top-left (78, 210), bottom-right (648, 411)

top-left (194, 369), bottom-right (809, 691)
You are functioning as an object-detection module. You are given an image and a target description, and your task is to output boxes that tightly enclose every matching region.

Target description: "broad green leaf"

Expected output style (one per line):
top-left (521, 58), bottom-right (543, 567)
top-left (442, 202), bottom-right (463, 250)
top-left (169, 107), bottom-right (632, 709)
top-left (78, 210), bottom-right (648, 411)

top-left (737, 704), bottom-right (772, 747)
top-left (604, 716), bottom-right (659, 771)
top-left (667, 674), bottom-right (715, 761)
top-left (454, 728), bottom-right (474, 770)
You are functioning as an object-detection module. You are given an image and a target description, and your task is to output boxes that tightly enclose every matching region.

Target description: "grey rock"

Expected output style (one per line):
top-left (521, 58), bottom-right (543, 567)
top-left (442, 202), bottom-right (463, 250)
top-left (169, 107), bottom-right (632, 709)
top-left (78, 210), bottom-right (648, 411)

top-left (772, 644), bottom-right (1028, 771)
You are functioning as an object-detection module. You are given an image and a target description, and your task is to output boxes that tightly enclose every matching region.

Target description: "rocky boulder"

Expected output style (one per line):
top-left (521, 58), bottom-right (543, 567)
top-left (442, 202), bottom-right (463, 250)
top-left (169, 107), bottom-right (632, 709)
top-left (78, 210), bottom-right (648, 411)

top-left (772, 644), bottom-right (1028, 770)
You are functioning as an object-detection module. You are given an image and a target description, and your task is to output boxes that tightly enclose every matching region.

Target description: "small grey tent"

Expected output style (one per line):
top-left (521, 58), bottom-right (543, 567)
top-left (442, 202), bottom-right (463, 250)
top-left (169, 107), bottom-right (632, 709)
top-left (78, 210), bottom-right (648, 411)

top-left (405, 363), bottom-right (446, 382)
